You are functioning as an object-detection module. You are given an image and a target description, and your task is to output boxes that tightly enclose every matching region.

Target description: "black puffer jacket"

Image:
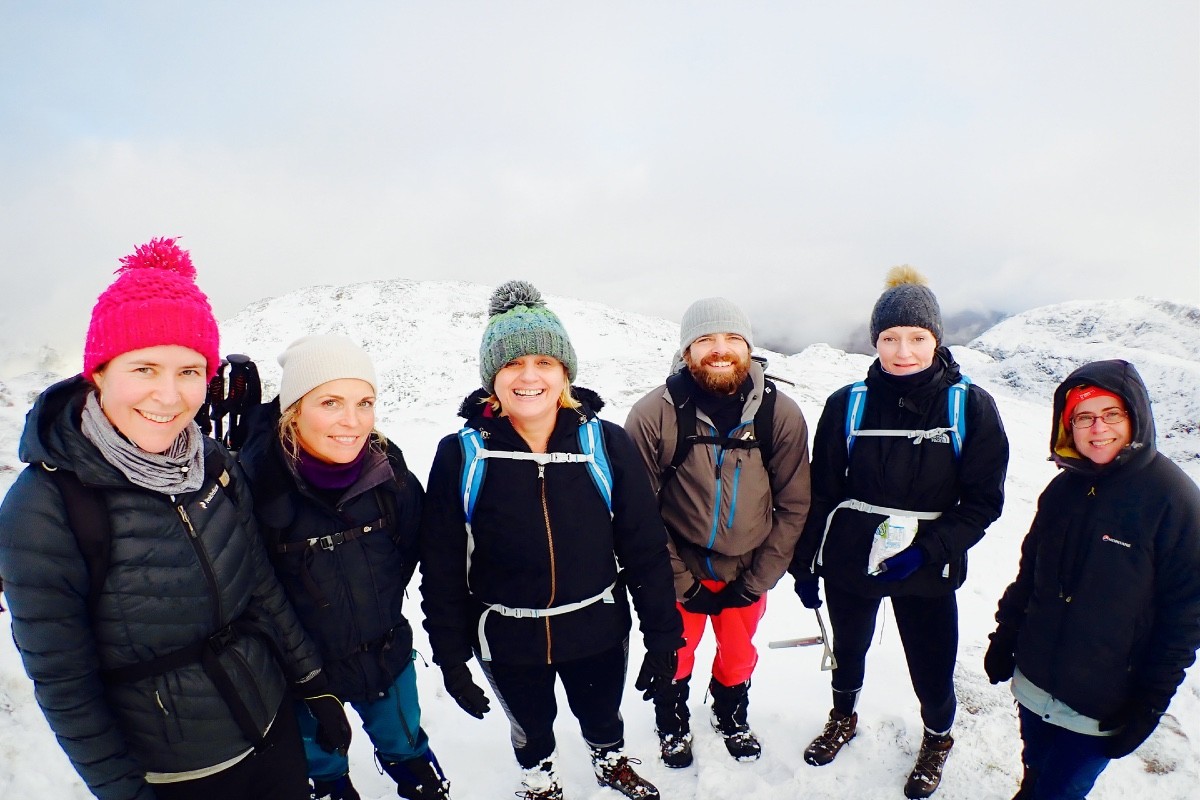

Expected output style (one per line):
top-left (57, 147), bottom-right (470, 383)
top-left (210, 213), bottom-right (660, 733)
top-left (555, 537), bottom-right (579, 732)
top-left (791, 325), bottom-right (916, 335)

top-left (791, 349), bottom-right (1009, 597)
top-left (0, 376), bottom-right (320, 800)
top-left (994, 359), bottom-right (1200, 719)
top-left (239, 400), bottom-right (423, 703)
top-left (419, 388), bottom-right (682, 666)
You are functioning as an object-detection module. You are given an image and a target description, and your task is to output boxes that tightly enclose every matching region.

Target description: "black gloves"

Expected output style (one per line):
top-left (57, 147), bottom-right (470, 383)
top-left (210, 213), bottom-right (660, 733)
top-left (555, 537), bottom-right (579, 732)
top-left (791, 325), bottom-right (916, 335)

top-left (441, 662), bottom-right (491, 719)
top-left (295, 672), bottom-right (352, 755)
top-left (302, 694), bottom-right (352, 755)
top-left (793, 573), bottom-right (822, 609)
top-left (1100, 700), bottom-right (1163, 759)
top-left (872, 546), bottom-right (925, 581)
top-left (984, 625), bottom-right (1019, 685)
top-left (634, 649), bottom-right (679, 702)
top-left (681, 581), bottom-right (725, 616)
top-left (716, 577), bottom-right (760, 610)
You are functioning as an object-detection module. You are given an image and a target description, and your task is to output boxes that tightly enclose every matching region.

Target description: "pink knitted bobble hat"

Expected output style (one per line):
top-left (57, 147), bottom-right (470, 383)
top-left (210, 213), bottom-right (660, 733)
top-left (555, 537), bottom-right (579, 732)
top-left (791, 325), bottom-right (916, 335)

top-left (83, 237), bottom-right (221, 381)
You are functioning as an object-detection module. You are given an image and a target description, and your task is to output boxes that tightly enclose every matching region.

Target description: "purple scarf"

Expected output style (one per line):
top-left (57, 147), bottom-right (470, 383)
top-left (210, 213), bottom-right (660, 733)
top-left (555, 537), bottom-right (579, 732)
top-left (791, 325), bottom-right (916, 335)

top-left (295, 441), bottom-right (369, 491)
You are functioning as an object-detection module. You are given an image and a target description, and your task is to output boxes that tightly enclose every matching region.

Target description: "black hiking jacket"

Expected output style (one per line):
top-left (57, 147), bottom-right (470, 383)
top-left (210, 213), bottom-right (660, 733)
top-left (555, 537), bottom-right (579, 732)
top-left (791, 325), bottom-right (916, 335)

top-left (238, 400), bottom-right (424, 703)
top-left (419, 387), bottom-right (682, 666)
top-left (791, 349), bottom-right (1010, 597)
top-left (0, 376), bottom-right (320, 800)
top-left (994, 359), bottom-right (1200, 719)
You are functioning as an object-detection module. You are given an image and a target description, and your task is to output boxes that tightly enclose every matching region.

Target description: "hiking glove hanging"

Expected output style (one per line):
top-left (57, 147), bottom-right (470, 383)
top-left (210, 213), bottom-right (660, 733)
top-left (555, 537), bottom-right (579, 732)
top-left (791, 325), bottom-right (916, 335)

top-left (303, 694), bottom-right (352, 756)
top-left (871, 546), bottom-right (925, 581)
top-left (984, 625), bottom-right (1019, 685)
top-left (441, 662), bottom-right (490, 719)
top-left (1100, 701), bottom-right (1162, 759)
top-left (793, 573), bottom-right (822, 609)
top-left (634, 649), bottom-right (679, 702)
top-left (681, 580), bottom-right (724, 616)
top-left (716, 577), bottom-right (759, 609)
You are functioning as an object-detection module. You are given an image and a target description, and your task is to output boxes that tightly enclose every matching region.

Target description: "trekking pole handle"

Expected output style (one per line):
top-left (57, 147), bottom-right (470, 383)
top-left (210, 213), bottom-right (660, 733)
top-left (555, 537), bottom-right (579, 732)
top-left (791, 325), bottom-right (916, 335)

top-left (768, 636), bottom-right (824, 649)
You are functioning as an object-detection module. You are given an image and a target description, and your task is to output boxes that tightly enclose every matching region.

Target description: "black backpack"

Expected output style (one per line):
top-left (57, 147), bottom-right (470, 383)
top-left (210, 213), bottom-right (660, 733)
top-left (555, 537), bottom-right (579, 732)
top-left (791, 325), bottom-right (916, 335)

top-left (658, 365), bottom-right (780, 489)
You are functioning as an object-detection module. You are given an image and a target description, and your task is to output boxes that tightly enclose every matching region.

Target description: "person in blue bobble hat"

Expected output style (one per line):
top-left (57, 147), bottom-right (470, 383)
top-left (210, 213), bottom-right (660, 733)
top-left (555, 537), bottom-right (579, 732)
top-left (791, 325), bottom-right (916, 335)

top-left (788, 266), bottom-right (1010, 799)
top-left (418, 281), bottom-right (683, 800)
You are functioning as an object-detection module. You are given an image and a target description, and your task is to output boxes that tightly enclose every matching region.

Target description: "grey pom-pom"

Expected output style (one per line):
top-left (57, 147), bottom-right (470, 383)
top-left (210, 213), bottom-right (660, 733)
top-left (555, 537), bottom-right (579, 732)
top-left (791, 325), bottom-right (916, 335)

top-left (488, 280), bottom-right (545, 317)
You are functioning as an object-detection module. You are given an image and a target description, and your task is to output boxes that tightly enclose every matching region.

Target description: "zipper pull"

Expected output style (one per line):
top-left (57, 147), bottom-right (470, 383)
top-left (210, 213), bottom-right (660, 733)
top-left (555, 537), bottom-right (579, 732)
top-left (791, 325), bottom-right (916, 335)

top-left (176, 506), bottom-right (197, 538)
top-left (538, 463), bottom-right (546, 480)
top-left (155, 690), bottom-right (170, 716)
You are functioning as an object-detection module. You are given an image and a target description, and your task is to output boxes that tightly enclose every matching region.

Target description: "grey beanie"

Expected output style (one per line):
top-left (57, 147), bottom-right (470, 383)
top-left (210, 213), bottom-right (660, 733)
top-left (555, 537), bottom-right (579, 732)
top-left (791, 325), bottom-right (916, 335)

top-left (869, 265), bottom-right (944, 344)
top-left (479, 280), bottom-right (577, 392)
top-left (679, 297), bottom-right (754, 354)
top-left (277, 334), bottom-right (378, 410)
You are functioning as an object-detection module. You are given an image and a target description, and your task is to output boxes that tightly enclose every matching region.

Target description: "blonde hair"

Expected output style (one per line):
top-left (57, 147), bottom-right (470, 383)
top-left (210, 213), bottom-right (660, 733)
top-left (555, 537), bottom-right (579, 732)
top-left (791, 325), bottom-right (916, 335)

top-left (277, 400), bottom-right (388, 462)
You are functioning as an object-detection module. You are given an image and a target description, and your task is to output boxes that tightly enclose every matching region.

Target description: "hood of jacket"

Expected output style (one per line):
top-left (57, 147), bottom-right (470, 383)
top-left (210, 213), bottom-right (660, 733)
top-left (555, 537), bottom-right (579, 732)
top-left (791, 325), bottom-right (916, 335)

top-left (19, 375), bottom-right (133, 488)
top-left (1050, 359), bottom-right (1155, 475)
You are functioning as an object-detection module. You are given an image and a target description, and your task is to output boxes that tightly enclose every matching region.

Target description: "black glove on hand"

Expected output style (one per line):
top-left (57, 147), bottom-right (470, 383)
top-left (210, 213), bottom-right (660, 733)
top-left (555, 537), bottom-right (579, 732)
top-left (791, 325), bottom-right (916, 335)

top-left (441, 662), bottom-right (491, 719)
top-left (1100, 701), bottom-right (1162, 759)
top-left (634, 649), bottom-right (679, 702)
top-left (793, 573), bottom-right (822, 609)
top-left (681, 581), bottom-right (725, 616)
top-left (303, 694), bottom-right (352, 755)
top-left (716, 577), bottom-right (760, 610)
top-left (983, 625), bottom-right (1019, 685)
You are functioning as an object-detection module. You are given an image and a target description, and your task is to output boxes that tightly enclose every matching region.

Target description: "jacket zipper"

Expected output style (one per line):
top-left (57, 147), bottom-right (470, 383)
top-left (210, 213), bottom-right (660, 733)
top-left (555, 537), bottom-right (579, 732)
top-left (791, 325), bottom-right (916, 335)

top-left (538, 463), bottom-right (556, 664)
top-left (175, 503), bottom-right (224, 630)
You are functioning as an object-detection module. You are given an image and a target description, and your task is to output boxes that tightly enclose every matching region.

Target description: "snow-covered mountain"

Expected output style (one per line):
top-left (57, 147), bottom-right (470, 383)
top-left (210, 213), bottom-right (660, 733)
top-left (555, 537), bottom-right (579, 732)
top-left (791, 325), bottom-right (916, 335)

top-left (0, 282), bottom-right (1197, 800)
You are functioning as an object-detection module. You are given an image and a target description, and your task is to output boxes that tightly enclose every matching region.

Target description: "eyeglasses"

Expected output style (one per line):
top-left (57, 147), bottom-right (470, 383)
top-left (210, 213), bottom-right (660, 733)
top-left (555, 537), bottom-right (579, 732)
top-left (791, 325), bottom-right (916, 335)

top-left (1070, 409), bottom-right (1127, 429)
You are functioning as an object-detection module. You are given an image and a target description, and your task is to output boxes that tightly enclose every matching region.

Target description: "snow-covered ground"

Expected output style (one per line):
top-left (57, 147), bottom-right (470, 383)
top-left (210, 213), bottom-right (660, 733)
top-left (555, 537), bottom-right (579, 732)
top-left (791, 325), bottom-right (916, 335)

top-left (1, 282), bottom-right (1197, 799)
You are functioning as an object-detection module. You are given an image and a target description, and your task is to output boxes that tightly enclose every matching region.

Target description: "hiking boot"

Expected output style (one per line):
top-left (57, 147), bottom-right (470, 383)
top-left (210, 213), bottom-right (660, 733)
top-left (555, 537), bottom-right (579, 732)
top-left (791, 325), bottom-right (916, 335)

top-left (903, 732), bottom-right (954, 799)
top-left (378, 749), bottom-right (451, 799)
top-left (654, 675), bottom-right (692, 768)
top-left (657, 731), bottom-right (693, 768)
top-left (709, 678), bottom-right (762, 761)
top-left (517, 754), bottom-right (562, 800)
top-left (803, 709), bottom-right (858, 766)
top-left (591, 749), bottom-right (660, 799)
top-left (311, 775), bottom-right (362, 800)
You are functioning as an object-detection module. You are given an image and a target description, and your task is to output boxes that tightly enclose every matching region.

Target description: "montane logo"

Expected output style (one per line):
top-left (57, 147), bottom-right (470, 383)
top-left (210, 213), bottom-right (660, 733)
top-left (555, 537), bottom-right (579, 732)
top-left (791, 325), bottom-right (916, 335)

top-left (1101, 534), bottom-right (1131, 548)
top-left (198, 484), bottom-right (220, 509)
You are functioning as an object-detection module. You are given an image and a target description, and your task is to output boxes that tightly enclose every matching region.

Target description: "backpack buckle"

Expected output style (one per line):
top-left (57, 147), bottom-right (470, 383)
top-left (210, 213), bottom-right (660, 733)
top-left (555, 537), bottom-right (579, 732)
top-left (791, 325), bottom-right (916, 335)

top-left (317, 533), bottom-right (345, 551)
top-left (208, 625), bottom-right (236, 654)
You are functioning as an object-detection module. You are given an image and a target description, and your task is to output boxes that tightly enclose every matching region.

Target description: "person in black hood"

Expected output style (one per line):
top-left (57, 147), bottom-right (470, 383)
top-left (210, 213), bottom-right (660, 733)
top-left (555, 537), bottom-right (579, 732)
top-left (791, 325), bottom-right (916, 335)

top-left (985, 359), bottom-right (1200, 800)
top-left (0, 239), bottom-right (344, 800)
top-left (237, 334), bottom-right (448, 800)
top-left (789, 266), bottom-right (1010, 799)
top-left (418, 281), bottom-right (682, 800)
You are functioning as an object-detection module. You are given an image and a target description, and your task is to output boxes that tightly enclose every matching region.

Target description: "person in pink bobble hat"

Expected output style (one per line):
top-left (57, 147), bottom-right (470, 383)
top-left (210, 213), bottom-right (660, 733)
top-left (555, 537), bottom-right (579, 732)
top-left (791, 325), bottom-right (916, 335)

top-left (0, 238), bottom-right (347, 800)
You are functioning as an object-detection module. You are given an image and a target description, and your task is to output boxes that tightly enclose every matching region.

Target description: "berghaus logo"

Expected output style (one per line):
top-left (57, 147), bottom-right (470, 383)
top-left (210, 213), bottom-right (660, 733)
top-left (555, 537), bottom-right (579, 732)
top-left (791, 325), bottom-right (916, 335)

top-left (1101, 534), bottom-right (1131, 548)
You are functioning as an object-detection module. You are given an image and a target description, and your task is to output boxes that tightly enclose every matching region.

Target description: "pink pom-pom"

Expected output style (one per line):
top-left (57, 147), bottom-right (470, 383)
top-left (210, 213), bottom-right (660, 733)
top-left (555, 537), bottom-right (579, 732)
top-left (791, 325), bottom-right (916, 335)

top-left (116, 237), bottom-right (196, 279)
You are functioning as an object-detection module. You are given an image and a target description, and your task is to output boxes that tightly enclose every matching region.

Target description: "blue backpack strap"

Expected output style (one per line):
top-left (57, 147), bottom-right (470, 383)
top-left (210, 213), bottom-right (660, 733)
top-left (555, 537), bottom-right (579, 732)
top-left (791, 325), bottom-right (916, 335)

top-left (947, 376), bottom-right (971, 458)
top-left (578, 418), bottom-right (614, 516)
top-left (844, 381), bottom-right (869, 455)
top-left (458, 427), bottom-right (488, 526)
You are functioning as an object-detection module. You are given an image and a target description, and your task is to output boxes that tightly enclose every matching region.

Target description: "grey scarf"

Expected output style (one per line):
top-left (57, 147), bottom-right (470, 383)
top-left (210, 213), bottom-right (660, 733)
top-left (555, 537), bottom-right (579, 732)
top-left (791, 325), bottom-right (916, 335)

top-left (80, 392), bottom-right (205, 495)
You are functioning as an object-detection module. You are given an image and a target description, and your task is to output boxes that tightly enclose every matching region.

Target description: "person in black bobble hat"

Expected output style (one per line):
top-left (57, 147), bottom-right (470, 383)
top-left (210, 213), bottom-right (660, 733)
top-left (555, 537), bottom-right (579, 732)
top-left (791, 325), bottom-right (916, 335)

top-left (789, 265), bottom-right (1010, 798)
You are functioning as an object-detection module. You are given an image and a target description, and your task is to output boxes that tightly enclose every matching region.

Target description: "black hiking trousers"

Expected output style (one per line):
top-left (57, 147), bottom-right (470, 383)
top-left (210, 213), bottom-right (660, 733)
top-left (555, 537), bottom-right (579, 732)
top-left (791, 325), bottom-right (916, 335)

top-left (480, 640), bottom-right (628, 768)
top-left (826, 584), bottom-right (959, 734)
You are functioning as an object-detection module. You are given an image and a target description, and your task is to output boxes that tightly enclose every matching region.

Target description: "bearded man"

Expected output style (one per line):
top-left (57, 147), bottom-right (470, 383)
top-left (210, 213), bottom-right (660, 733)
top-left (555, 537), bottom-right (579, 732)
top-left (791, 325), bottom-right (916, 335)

top-left (625, 298), bottom-right (812, 768)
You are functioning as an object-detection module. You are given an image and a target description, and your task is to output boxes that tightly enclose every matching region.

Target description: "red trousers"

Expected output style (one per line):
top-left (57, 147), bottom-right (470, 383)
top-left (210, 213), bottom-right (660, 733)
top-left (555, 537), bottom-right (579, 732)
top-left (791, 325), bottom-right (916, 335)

top-left (674, 579), bottom-right (768, 686)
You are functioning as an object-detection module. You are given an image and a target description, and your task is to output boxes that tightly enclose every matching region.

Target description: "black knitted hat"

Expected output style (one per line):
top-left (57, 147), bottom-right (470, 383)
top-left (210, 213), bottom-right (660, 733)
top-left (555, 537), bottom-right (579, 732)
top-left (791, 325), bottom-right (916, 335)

top-left (869, 265), bottom-right (944, 345)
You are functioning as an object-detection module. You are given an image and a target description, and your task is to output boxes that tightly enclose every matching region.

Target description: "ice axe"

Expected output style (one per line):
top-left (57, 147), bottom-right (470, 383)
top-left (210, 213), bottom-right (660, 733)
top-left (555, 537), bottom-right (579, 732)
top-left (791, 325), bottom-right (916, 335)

top-left (768, 608), bottom-right (837, 671)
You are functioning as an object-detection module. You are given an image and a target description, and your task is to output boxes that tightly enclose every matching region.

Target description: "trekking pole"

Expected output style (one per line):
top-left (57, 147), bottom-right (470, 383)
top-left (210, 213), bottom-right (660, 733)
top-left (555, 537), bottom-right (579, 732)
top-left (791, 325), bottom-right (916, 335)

top-left (768, 609), bottom-right (837, 671)
top-left (224, 354), bottom-right (261, 452)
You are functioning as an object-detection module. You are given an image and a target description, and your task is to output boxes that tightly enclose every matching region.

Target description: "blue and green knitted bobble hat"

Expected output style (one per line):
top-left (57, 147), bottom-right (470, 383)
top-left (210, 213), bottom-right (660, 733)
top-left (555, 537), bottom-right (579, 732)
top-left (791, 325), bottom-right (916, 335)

top-left (479, 280), bottom-right (578, 392)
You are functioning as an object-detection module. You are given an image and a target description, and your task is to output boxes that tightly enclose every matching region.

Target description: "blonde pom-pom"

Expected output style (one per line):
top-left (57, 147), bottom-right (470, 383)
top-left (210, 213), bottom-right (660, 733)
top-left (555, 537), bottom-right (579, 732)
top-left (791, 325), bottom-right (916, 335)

top-left (884, 264), bottom-right (928, 289)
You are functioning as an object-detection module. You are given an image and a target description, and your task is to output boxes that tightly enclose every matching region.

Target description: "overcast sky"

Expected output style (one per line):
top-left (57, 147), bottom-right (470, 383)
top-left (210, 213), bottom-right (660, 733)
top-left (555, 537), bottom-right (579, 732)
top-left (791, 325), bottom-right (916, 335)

top-left (1, 1), bottom-right (1196, 364)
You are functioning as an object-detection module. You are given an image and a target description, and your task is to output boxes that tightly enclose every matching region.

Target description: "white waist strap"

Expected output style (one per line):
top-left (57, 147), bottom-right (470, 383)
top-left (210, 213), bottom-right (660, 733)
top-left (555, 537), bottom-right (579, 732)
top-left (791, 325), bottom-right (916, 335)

top-left (815, 499), bottom-right (942, 568)
top-left (477, 583), bottom-right (617, 661)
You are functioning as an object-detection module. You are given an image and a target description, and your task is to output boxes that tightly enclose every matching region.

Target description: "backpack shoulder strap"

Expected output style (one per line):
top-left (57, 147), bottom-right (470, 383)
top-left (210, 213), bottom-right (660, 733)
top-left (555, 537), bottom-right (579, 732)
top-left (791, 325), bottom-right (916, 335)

top-left (947, 376), bottom-right (971, 458)
top-left (578, 418), bottom-right (614, 516)
top-left (43, 466), bottom-right (111, 612)
top-left (755, 379), bottom-right (778, 470)
top-left (662, 371), bottom-right (697, 487)
top-left (458, 427), bottom-right (488, 526)
top-left (844, 381), bottom-right (869, 456)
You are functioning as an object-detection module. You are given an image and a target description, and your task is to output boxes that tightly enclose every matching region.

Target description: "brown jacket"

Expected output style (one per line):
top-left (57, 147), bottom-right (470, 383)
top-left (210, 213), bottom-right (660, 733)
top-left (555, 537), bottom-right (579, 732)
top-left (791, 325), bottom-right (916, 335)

top-left (625, 363), bottom-right (812, 598)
